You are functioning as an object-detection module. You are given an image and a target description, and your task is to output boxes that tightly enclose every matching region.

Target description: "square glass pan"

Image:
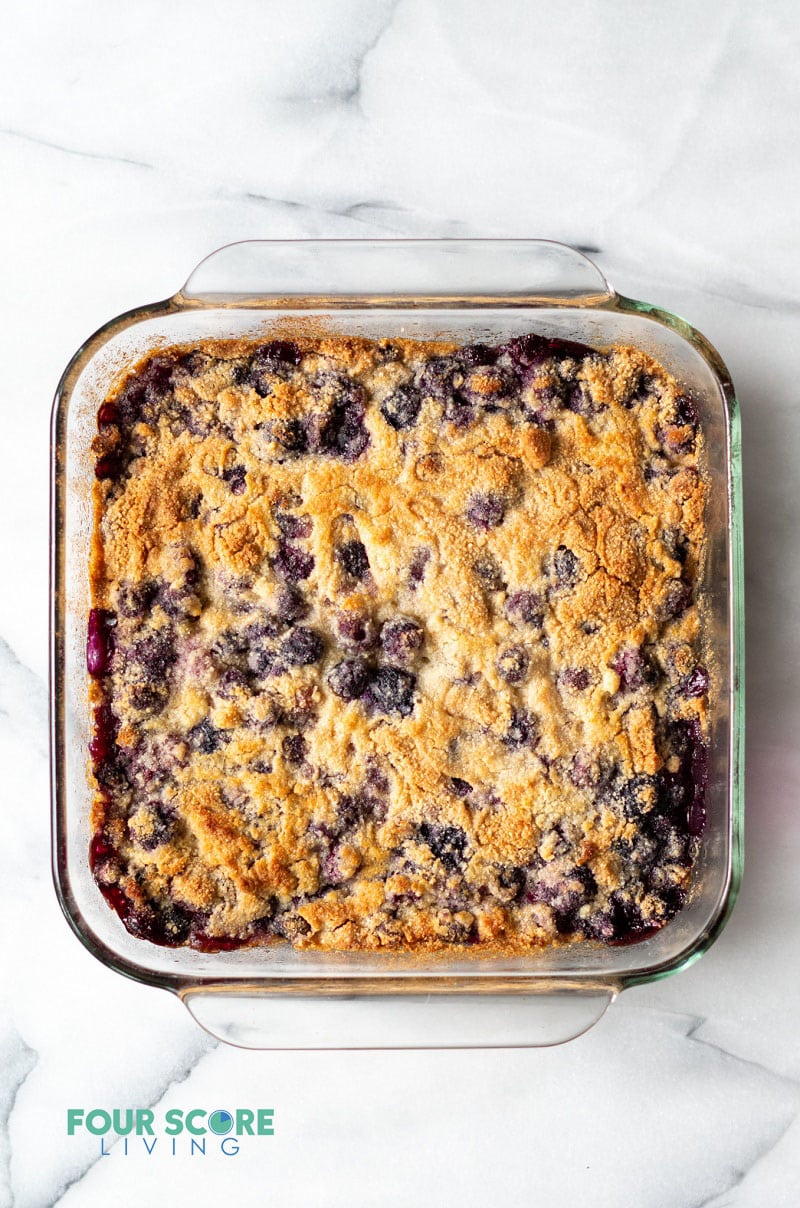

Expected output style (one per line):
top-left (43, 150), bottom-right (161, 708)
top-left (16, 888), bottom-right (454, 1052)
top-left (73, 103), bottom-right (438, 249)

top-left (51, 240), bottom-right (743, 1048)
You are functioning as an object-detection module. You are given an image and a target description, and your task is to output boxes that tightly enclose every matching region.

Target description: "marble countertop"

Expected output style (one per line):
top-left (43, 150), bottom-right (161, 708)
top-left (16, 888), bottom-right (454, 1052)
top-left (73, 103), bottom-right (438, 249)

top-left (2, 1), bottom-right (798, 1204)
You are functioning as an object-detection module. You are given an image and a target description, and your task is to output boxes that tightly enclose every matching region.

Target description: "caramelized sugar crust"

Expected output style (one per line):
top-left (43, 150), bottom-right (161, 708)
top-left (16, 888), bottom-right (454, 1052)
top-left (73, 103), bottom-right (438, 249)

top-left (87, 333), bottom-right (708, 952)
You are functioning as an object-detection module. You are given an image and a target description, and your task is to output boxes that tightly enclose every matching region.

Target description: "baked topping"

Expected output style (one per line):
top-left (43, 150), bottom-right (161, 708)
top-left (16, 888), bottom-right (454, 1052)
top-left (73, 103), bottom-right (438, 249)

top-left (88, 332), bottom-right (709, 951)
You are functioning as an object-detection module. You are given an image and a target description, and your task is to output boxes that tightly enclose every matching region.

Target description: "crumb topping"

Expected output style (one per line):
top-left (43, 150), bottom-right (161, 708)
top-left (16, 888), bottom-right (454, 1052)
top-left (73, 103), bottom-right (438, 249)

top-left (88, 332), bottom-right (709, 951)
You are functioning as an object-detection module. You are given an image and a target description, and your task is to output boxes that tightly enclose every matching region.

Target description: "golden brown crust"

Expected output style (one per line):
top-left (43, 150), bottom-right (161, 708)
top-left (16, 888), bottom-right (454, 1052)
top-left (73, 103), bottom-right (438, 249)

top-left (88, 333), bottom-right (709, 952)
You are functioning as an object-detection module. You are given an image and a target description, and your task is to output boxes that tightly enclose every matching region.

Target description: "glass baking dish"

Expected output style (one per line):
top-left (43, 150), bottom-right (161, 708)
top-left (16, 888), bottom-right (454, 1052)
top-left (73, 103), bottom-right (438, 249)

top-left (50, 239), bottom-right (744, 1048)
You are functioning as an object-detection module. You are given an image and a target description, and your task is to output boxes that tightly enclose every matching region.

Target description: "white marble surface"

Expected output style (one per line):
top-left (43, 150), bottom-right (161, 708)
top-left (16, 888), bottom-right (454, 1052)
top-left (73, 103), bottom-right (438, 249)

top-left (1, 1), bottom-right (798, 1204)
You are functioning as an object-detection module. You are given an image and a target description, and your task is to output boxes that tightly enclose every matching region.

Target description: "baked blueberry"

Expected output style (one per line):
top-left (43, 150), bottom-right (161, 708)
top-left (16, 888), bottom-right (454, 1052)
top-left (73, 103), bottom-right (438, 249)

top-left (282, 627), bottom-right (324, 666)
top-left (419, 822), bottom-right (468, 872)
top-left (503, 708), bottom-right (537, 750)
top-left (275, 541), bottom-right (314, 582)
top-left (408, 547), bottom-right (430, 590)
top-left (188, 719), bottom-right (226, 754)
top-left (466, 492), bottom-right (505, 530)
top-left (365, 667), bottom-right (416, 716)
top-left (87, 609), bottom-right (116, 677)
top-left (282, 734), bottom-right (307, 764)
top-left (505, 590), bottom-right (544, 627)
top-left (327, 658), bottom-right (370, 701)
top-left (380, 617), bottom-right (423, 664)
top-left (335, 540), bottom-right (370, 579)
top-left (497, 645), bottom-right (529, 684)
top-left (553, 546), bottom-right (579, 589)
top-left (381, 385), bottom-right (422, 430)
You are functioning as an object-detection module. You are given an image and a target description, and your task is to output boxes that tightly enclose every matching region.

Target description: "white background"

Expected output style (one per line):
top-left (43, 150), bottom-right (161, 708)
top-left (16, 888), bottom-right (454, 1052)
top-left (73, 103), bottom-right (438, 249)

top-left (2, 2), bottom-right (798, 1204)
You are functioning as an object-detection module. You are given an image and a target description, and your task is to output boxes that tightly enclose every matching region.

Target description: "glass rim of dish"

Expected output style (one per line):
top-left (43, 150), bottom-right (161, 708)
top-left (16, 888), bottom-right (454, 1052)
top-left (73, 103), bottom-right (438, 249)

top-left (50, 238), bottom-right (744, 1002)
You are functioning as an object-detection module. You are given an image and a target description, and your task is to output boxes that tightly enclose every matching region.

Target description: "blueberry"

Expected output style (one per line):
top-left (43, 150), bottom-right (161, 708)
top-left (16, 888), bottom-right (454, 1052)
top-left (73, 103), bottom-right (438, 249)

top-left (89, 704), bottom-right (119, 773)
top-left (491, 867), bottom-right (525, 906)
top-left (447, 777), bottom-right (473, 798)
top-left (94, 453), bottom-right (122, 480)
top-left (546, 336), bottom-right (595, 361)
top-left (275, 541), bottom-right (314, 582)
top-left (681, 665), bottom-right (709, 698)
top-left (336, 792), bottom-right (376, 832)
top-left (466, 491), bottom-right (505, 530)
top-left (129, 899), bottom-right (195, 947)
top-left (258, 340), bottom-right (302, 367)
top-left (558, 667), bottom-right (591, 691)
top-left (503, 708), bottom-right (537, 749)
top-left (663, 527), bottom-right (690, 564)
top-left (520, 381), bottom-right (561, 428)
top-left (664, 717), bottom-right (708, 836)
top-left (553, 546), bottom-right (579, 589)
top-left (564, 381), bottom-right (597, 416)
top-left (222, 464), bottom-right (246, 494)
top-left (610, 645), bottom-right (657, 692)
top-left (662, 579), bottom-right (693, 618)
top-left (459, 365), bottom-right (516, 408)
top-left (319, 388), bottom-right (370, 460)
top-left (365, 760), bottom-right (390, 795)
top-left (281, 627), bottom-right (324, 666)
top-left (502, 333), bottom-right (550, 369)
top-left (418, 822), bottom-right (468, 872)
top-left (216, 666), bottom-right (251, 698)
top-left (282, 734), bottom-right (307, 765)
top-left (473, 554), bottom-right (505, 592)
top-left (674, 394), bottom-right (699, 429)
top-left (188, 718), bottom-right (225, 754)
top-left (335, 540), bottom-right (370, 579)
top-left (408, 547), bottom-right (430, 590)
top-left (459, 343), bottom-right (498, 368)
top-left (115, 355), bottom-right (176, 427)
top-left (380, 617), bottom-right (423, 664)
top-left (505, 590), bottom-right (544, 627)
top-left (97, 401), bottom-right (120, 429)
top-left (416, 356), bottom-right (460, 402)
top-left (134, 802), bottom-right (175, 851)
top-left (129, 629), bottom-right (176, 680)
top-left (277, 418), bottom-right (309, 454)
top-left (442, 395), bottom-right (475, 428)
top-left (241, 341), bottom-right (303, 395)
top-left (497, 645), bottom-right (529, 684)
top-left (608, 889), bottom-right (667, 943)
top-left (336, 611), bottom-right (378, 650)
top-left (327, 658), bottom-right (370, 701)
top-left (614, 774), bottom-right (657, 820)
top-left (275, 512), bottom-right (312, 539)
top-left (129, 683), bottom-right (170, 714)
top-left (154, 552), bottom-right (202, 621)
top-left (380, 385), bottom-right (422, 430)
top-left (365, 666), bottom-right (416, 716)
top-left (275, 585), bottom-right (309, 623)
top-left (622, 372), bottom-right (656, 409)
top-left (87, 608), bottom-right (116, 677)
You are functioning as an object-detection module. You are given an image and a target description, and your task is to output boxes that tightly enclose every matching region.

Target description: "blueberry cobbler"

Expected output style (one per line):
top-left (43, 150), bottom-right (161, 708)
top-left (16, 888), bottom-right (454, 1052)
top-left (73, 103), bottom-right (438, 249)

top-left (87, 332), bottom-right (709, 952)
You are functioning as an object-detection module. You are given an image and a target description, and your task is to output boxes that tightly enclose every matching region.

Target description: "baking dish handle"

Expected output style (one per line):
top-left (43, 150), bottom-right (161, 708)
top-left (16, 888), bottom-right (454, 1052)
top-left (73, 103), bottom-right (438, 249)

top-left (178, 238), bottom-right (614, 306)
top-left (179, 987), bottom-right (616, 1050)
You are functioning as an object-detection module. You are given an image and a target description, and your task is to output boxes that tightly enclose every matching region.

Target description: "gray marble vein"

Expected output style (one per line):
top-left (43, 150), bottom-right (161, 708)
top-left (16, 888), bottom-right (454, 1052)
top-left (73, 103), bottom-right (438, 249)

top-left (0, 128), bottom-right (153, 171)
top-left (273, 0), bottom-right (400, 107)
top-left (0, 1024), bottom-right (38, 1208)
top-left (0, 638), bottom-right (47, 761)
top-left (684, 1015), bottom-right (800, 1089)
top-left (686, 1108), bottom-right (798, 1207)
top-left (46, 1037), bottom-right (215, 1208)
